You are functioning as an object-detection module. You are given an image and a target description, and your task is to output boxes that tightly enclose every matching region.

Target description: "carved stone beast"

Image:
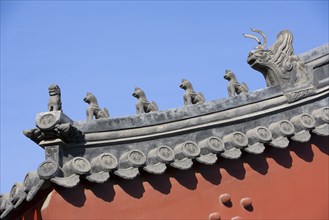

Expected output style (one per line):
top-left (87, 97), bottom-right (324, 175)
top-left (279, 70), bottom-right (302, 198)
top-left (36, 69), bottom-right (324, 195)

top-left (83, 92), bottom-right (110, 120)
top-left (244, 28), bottom-right (309, 89)
top-left (180, 79), bottom-right (205, 106)
top-left (48, 84), bottom-right (62, 111)
top-left (132, 87), bottom-right (158, 114)
top-left (224, 70), bottom-right (249, 97)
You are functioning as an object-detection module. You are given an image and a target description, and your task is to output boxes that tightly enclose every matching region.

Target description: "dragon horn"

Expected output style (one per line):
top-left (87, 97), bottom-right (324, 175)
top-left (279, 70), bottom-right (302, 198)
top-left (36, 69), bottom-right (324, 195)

top-left (250, 28), bottom-right (267, 49)
top-left (243, 33), bottom-right (261, 44)
top-left (243, 28), bottom-right (267, 50)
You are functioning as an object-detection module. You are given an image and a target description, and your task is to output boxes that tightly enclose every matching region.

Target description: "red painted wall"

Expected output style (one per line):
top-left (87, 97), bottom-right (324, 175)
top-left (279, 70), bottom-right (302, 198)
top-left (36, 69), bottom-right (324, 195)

top-left (27, 135), bottom-right (329, 219)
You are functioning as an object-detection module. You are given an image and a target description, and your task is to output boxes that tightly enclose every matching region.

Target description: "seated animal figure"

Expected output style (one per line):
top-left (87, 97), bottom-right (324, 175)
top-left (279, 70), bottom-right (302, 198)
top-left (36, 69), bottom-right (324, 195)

top-left (83, 92), bottom-right (110, 120)
top-left (48, 84), bottom-right (62, 111)
top-left (224, 70), bottom-right (249, 97)
top-left (180, 79), bottom-right (205, 106)
top-left (132, 87), bottom-right (158, 114)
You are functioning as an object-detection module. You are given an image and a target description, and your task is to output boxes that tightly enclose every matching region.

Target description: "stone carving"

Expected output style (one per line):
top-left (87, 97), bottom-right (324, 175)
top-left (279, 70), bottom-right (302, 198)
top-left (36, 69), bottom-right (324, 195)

top-left (284, 87), bottom-right (316, 103)
top-left (312, 107), bottom-right (329, 136)
top-left (157, 146), bottom-right (175, 162)
top-left (221, 132), bottom-right (248, 159)
top-left (180, 79), bottom-right (205, 105)
top-left (86, 153), bottom-right (117, 183)
top-left (24, 111), bottom-right (83, 144)
top-left (64, 157), bottom-right (91, 175)
top-left (9, 183), bottom-right (26, 208)
top-left (36, 111), bottom-right (72, 130)
top-left (171, 141), bottom-right (200, 170)
top-left (244, 29), bottom-right (309, 89)
top-left (224, 70), bottom-right (249, 97)
top-left (86, 172), bottom-right (110, 184)
top-left (45, 146), bottom-right (61, 162)
top-left (269, 120), bottom-right (295, 148)
top-left (23, 128), bottom-right (46, 144)
top-left (144, 146), bottom-right (175, 174)
top-left (91, 153), bottom-right (118, 172)
top-left (23, 171), bottom-right (45, 202)
top-left (48, 84), bottom-right (62, 111)
top-left (84, 92), bottom-right (110, 120)
top-left (24, 123), bottom-right (84, 144)
top-left (197, 137), bottom-right (224, 165)
top-left (0, 194), bottom-right (13, 219)
top-left (115, 150), bottom-right (146, 179)
top-left (37, 160), bottom-right (59, 179)
top-left (37, 114), bottom-right (57, 130)
top-left (49, 158), bottom-right (91, 187)
top-left (129, 150), bottom-right (147, 166)
top-left (290, 113), bottom-right (315, 142)
top-left (132, 87), bottom-right (158, 114)
top-left (246, 126), bottom-right (272, 154)
top-left (50, 174), bottom-right (80, 188)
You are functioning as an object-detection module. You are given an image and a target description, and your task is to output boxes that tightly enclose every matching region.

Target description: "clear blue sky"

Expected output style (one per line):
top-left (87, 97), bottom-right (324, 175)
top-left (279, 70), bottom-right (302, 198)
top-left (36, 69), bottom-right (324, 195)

top-left (1, 1), bottom-right (328, 194)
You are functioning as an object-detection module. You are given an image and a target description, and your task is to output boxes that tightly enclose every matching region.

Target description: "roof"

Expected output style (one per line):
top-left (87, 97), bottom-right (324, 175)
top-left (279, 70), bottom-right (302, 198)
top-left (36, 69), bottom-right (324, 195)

top-left (1, 30), bottom-right (328, 219)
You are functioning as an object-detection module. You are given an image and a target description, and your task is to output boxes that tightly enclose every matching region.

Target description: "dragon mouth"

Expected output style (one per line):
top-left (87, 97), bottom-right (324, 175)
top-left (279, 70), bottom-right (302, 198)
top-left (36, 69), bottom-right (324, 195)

top-left (247, 54), bottom-right (257, 66)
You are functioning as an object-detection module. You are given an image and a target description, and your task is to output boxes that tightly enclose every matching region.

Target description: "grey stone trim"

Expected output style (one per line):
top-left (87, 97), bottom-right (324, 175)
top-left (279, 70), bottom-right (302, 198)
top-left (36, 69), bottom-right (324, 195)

top-left (284, 87), bottom-right (316, 103)
top-left (3, 105), bottom-right (327, 219)
top-left (312, 107), bottom-right (329, 136)
top-left (114, 150), bottom-right (146, 179)
top-left (245, 127), bottom-right (272, 154)
top-left (171, 141), bottom-right (201, 170)
top-left (1, 43), bottom-right (328, 220)
top-left (268, 120), bottom-right (295, 148)
top-left (24, 111), bottom-right (84, 144)
top-left (23, 172), bottom-right (45, 202)
top-left (144, 146), bottom-right (175, 174)
top-left (197, 137), bottom-right (224, 165)
top-left (9, 183), bottom-right (26, 209)
top-left (50, 175), bottom-right (80, 188)
top-left (0, 172), bottom-right (50, 219)
top-left (290, 113), bottom-right (315, 142)
top-left (0, 194), bottom-right (13, 219)
top-left (43, 106), bottom-right (329, 181)
top-left (37, 160), bottom-right (60, 179)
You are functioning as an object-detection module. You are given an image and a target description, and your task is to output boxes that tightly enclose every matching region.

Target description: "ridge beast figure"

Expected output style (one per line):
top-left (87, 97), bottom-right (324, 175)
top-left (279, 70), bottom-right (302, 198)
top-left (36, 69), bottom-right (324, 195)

top-left (132, 87), bottom-right (158, 114)
top-left (224, 70), bottom-right (249, 97)
top-left (83, 92), bottom-right (110, 120)
top-left (180, 79), bottom-right (205, 106)
top-left (48, 84), bottom-right (62, 111)
top-left (243, 28), bottom-right (309, 88)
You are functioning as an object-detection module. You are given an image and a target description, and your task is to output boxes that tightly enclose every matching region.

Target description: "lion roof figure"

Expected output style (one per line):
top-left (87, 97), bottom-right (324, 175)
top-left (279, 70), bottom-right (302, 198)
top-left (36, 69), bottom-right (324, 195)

top-left (48, 84), bottom-right (62, 111)
top-left (83, 92), bottom-right (110, 120)
top-left (132, 87), bottom-right (158, 114)
top-left (180, 79), bottom-right (205, 106)
top-left (224, 70), bottom-right (249, 97)
top-left (244, 28), bottom-right (309, 88)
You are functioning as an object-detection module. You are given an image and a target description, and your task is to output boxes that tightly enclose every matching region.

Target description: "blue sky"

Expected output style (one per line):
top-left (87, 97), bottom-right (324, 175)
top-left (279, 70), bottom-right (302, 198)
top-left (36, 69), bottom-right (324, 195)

top-left (1, 1), bottom-right (328, 194)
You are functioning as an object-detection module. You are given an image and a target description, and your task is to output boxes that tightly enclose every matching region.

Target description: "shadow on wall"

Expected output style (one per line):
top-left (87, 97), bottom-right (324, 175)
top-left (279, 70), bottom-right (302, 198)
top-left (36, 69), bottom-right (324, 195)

top-left (55, 135), bottom-right (328, 207)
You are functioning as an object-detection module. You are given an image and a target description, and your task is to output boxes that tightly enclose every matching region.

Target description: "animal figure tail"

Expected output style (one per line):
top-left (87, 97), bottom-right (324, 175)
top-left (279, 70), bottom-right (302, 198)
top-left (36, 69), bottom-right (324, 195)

top-left (151, 101), bottom-right (159, 111)
top-left (103, 108), bottom-right (110, 118)
top-left (198, 92), bottom-right (206, 103)
top-left (242, 82), bottom-right (249, 92)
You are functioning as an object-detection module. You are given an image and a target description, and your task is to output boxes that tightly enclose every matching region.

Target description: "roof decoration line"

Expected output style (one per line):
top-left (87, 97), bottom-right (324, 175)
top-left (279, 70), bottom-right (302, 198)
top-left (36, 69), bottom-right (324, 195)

top-left (1, 29), bottom-right (329, 219)
top-left (1, 106), bottom-right (328, 219)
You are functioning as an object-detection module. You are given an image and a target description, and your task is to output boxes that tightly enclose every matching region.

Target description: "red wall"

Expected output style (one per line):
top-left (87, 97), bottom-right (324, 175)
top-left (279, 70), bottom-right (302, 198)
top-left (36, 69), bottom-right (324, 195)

top-left (27, 135), bottom-right (328, 219)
